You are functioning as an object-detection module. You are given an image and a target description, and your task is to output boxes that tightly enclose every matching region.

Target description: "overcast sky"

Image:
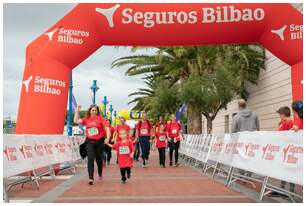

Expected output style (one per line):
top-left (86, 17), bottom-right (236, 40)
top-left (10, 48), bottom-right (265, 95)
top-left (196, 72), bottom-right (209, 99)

top-left (4, 3), bottom-right (154, 120)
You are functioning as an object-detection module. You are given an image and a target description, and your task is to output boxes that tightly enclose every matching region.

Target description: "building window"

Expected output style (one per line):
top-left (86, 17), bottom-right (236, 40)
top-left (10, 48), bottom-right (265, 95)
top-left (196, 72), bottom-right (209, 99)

top-left (224, 115), bottom-right (229, 133)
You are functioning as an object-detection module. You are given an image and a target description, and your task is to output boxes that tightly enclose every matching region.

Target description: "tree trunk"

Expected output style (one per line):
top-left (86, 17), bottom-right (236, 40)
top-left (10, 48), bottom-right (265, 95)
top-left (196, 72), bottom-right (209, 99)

top-left (187, 104), bottom-right (202, 134)
top-left (206, 116), bottom-right (213, 134)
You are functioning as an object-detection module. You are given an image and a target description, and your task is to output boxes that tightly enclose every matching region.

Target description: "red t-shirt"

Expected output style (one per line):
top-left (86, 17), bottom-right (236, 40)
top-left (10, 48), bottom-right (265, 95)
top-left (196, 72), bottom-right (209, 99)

top-left (293, 118), bottom-right (303, 130)
top-left (81, 115), bottom-right (109, 140)
top-left (167, 121), bottom-right (181, 139)
top-left (278, 119), bottom-right (294, 131)
top-left (155, 131), bottom-right (167, 148)
top-left (136, 120), bottom-right (152, 137)
top-left (113, 140), bottom-right (134, 168)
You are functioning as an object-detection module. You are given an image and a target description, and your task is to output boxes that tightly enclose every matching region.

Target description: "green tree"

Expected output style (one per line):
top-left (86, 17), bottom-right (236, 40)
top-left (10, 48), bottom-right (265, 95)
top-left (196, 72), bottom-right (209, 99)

top-left (128, 75), bottom-right (180, 120)
top-left (112, 45), bottom-right (265, 134)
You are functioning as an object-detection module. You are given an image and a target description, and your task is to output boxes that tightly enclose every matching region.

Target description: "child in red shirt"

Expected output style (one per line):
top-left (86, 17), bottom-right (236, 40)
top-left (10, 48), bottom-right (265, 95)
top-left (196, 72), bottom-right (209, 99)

top-left (271, 106), bottom-right (295, 196)
top-left (155, 124), bottom-right (168, 168)
top-left (276, 106), bottom-right (293, 131)
top-left (108, 130), bottom-right (134, 184)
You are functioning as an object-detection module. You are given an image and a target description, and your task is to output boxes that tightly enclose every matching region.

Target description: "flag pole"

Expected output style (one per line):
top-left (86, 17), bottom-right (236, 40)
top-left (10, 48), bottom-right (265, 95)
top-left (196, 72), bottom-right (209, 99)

top-left (67, 72), bottom-right (73, 136)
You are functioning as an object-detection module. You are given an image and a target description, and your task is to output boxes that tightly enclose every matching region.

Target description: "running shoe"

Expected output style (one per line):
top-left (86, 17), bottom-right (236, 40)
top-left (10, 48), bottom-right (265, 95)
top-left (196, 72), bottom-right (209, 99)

top-left (88, 179), bottom-right (94, 185)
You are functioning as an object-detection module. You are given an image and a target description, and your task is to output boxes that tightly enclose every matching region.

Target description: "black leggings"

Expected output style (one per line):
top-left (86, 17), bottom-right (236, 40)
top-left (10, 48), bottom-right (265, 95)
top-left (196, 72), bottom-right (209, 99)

top-left (158, 147), bottom-right (166, 166)
top-left (104, 144), bottom-right (112, 163)
top-left (86, 138), bottom-right (104, 180)
top-left (120, 167), bottom-right (131, 181)
top-left (169, 141), bottom-right (180, 164)
top-left (134, 141), bottom-right (140, 160)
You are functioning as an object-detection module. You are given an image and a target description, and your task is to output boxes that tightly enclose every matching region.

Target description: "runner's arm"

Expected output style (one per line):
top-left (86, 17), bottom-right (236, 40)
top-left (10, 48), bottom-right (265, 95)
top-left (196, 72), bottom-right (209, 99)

top-left (73, 106), bottom-right (83, 124)
top-left (104, 126), bottom-right (111, 144)
top-left (106, 143), bottom-right (114, 148)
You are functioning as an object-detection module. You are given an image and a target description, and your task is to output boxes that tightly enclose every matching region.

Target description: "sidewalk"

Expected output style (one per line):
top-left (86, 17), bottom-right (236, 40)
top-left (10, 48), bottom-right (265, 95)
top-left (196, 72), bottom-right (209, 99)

top-left (9, 150), bottom-right (256, 203)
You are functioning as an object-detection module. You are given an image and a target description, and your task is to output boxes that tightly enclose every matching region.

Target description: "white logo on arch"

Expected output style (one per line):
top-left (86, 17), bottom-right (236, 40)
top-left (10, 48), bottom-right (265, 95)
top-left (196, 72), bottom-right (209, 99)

top-left (45, 28), bottom-right (58, 41)
top-left (23, 76), bottom-right (33, 92)
top-left (95, 4), bottom-right (120, 28)
top-left (271, 25), bottom-right (287, 41)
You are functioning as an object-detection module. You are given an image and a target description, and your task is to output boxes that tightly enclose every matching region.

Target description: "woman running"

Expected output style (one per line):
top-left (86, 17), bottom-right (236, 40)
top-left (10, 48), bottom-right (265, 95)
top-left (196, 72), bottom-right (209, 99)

top-left (167, 114), bottom-right (182, 167)
top-left (74, 104), bottom-right (111, 185)
top-left (155, 124), bottom-right (168, 168)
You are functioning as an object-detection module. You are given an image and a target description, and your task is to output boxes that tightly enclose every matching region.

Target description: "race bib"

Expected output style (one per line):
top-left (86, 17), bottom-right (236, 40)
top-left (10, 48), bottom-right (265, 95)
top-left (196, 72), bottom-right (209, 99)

top-left (159, 135), bottom-right (166, 141)
top-left (172, 129), bottom-right (177, 134)
top-left (140, 128), bottom-right (148, 134)
top-left (119, 146), bottom-right (130, 155)
top-left (88, 127), bottom-right (99, 136)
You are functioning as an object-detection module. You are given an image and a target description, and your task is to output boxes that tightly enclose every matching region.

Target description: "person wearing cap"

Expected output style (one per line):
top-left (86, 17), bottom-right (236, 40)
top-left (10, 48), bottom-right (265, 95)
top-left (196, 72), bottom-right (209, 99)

top-left (291, 100), bottom-right (303, 131)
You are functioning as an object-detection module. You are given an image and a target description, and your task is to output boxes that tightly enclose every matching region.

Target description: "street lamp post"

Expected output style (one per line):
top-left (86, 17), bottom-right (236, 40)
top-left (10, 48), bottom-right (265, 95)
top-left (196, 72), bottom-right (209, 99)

top-left (102, 96), bottom-right (108, 118)
top-left (90, 80), bottom-right (99, 104)
top-left (109, 104), bottom-right (113, 124)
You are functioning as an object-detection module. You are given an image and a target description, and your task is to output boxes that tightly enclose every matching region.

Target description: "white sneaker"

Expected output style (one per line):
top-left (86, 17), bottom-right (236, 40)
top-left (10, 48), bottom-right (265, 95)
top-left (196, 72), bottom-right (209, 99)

top-left (142, 164), bottom-right (147, 168)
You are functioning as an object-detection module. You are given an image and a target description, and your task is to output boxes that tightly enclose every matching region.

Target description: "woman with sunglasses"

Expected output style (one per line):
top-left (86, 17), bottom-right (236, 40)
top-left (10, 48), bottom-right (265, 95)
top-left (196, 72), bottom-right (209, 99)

top-left (74, 104), bottom-right (111, 185)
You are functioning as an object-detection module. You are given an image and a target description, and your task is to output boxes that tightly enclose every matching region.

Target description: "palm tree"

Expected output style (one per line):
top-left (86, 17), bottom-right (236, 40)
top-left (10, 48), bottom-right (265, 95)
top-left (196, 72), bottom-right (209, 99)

top-left (127, 75), bottom-right (180, 119)
top-left (112, 45), bottom-right (265, 134)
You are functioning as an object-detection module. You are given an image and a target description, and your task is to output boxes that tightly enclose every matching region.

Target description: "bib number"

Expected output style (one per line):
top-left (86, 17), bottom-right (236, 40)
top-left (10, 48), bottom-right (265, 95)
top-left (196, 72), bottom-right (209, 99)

top-left (159, 135), bottom-right (166, 141)
top-left (88, 127), bottom-right (99, 136)
top-left (140, 128), bottom-right (148, 134)
top-left (172, 129), bottom-right (177, 134)
top-left (119, 146), bottom-right (130, 155)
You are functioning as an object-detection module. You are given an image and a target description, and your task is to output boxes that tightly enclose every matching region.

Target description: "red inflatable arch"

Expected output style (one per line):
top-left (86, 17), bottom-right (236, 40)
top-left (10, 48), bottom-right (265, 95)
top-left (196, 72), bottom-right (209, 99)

top-left (16, 3), bottom-right (302, 134)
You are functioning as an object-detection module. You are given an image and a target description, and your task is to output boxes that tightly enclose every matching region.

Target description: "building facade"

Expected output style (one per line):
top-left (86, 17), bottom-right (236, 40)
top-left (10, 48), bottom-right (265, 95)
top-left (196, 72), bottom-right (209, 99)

top-left (204, 3), bottom-right (302, 134)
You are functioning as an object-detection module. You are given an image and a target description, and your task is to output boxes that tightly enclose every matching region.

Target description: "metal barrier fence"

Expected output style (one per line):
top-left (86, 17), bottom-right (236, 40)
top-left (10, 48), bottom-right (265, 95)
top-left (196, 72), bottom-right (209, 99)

top-left (3, 135), bottom-right (84, 203)
top-left (178, 132), bottom-right (303, 203)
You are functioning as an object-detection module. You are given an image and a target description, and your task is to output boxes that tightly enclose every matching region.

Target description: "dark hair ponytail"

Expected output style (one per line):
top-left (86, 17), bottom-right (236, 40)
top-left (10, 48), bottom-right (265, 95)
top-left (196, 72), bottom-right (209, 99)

top-left (292, 100), bottom-right (303, 119)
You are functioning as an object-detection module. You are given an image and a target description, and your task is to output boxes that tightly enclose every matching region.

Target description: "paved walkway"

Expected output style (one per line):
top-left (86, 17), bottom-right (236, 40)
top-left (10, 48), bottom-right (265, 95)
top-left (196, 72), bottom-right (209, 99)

top-left (9, 150), bottom-right (257, 203)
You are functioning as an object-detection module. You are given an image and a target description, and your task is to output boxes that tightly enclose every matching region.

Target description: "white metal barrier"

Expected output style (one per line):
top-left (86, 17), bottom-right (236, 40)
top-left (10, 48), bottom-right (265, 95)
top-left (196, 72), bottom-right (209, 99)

top-left (179, 131), bottom-right (303, 202)
top-left (3, 135), bottom-right (83, 203)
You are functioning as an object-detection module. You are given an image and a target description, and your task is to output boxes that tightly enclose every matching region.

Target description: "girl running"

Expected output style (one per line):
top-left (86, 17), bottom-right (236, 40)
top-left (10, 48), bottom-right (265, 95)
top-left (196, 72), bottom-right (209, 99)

top-left (155, 124), bottom-right (168, 168)
top-left (108, 130), bottom-right (134, 184)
